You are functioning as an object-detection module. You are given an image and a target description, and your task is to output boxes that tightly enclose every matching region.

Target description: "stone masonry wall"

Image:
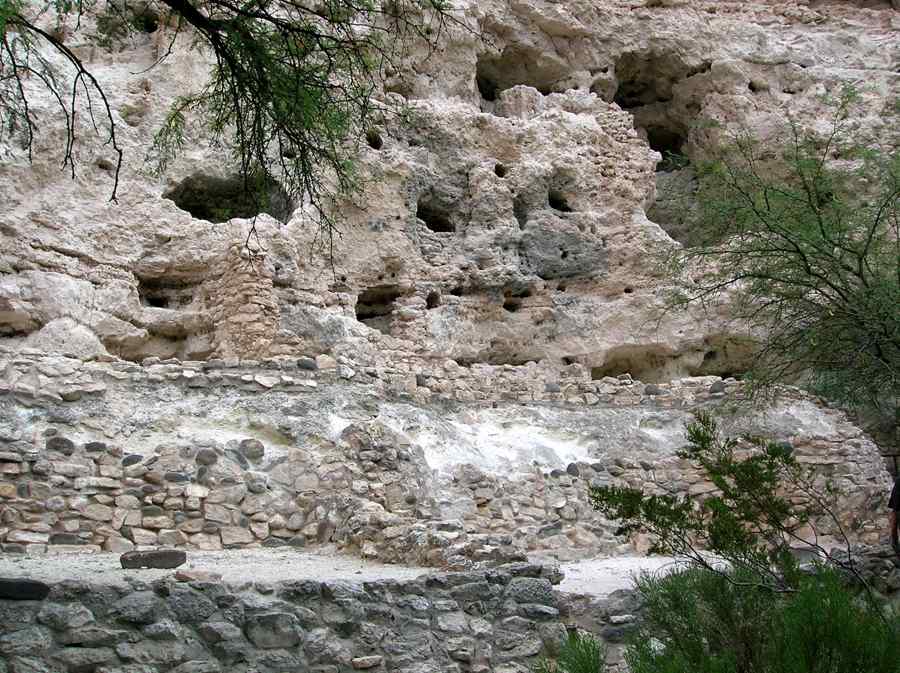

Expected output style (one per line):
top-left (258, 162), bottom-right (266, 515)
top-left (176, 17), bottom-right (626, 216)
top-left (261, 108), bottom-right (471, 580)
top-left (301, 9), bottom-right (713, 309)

top-left (0, 347), bottom-right (890, 567)
top-left (0, 562), bottom-right (586, 673)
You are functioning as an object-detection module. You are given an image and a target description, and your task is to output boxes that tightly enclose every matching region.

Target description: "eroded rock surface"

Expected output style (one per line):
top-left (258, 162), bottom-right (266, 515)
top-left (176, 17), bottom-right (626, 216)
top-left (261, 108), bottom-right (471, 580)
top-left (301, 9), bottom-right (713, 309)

top-left (1, 1), bottom-right (896, 377)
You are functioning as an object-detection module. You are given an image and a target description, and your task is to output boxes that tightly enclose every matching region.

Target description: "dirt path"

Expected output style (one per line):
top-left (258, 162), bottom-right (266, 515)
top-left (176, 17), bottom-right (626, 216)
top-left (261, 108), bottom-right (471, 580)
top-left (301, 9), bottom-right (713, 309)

top-left (0, 548), bottom-right (680, 596)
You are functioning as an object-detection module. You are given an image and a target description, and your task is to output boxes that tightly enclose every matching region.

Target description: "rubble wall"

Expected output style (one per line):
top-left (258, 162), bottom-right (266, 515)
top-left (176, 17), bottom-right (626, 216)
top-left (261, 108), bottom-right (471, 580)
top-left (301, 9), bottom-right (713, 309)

top-left (0, 349), bottom-right (889, 566)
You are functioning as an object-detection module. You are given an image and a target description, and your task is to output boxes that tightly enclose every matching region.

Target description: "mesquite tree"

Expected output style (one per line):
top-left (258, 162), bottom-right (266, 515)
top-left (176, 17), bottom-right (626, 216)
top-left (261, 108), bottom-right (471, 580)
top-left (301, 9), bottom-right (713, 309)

top-left (1, 0), bottom-right (460, 240)
top-left (668, 89), bottom-right (899, 414)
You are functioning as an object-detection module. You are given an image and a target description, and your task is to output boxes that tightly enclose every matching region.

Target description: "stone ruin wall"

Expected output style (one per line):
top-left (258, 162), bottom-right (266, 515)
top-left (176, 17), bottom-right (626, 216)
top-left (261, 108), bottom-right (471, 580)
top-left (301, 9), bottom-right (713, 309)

top-left (0, 348), bottom-right (890, 567)
top-left (0, 562), bottom-right (594, 673)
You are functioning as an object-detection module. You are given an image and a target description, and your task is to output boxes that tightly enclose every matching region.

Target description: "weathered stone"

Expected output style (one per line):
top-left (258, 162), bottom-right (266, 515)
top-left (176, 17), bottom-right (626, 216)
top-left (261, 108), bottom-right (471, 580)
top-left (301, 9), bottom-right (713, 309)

top-left (244, 612), bottom-right (301, 648)
top-left (166, 585), bottom-right (217, 622)
top-left (46, 437), bottom-right (76, 455)
top-left (503, 578), bottom-right (555, 606)
top-left (351, 656), bottom-right (383, 670)
top-left (38, 603), bottom-right (94, 630)
top-left (120, 549), bottom-right (187, 569)
top-left (111, 592), bottom-right (164, 624)
top-left (53, 647), bottom-right (116, 671)
top-left (238, 439), bottom-right (265, 462)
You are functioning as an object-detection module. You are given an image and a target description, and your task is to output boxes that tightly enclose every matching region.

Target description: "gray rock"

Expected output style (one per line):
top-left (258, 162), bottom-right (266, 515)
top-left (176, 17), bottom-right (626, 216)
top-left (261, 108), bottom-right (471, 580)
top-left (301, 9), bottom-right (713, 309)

top-left (0, 626), bottom-right (53, 655)
top-left (121, 549), bottom-right (187, 569)
top-left (53, 647), bottom-right (116, 672)
top-left (170, 662), bottom-right (222, 673)
top-left (166, 585), bottom-right (217, 623)
top-left (111, 592), bottom-right (164, 624)
top-left (503, 578), bottom-right (555, 606)
top-left (195, 449), bottom-right (218, 466)
top-left (142, 619), bottom-right (181, 640)
top-left (244, 612), bottom-right (301, 648)
top-left (37, 603), bottom-right (94, 630)
top-left (58, 626), bottom-right (131, 646)
top-left (45, 436), bottom-right (76, 455)
top-left (198, 621), bottom-right (243, 643)
top-left (239, 439), bottom-right (265, 462)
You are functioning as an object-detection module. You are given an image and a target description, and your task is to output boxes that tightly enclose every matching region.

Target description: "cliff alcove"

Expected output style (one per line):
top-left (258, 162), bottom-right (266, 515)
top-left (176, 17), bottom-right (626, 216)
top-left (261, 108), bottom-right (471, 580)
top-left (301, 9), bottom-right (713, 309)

top-left (476, 46), bottom-right (570, 103)
top-left (163, 173), bottom-right (294, 223)
top-left (355, 285), bottom-right (405, 333)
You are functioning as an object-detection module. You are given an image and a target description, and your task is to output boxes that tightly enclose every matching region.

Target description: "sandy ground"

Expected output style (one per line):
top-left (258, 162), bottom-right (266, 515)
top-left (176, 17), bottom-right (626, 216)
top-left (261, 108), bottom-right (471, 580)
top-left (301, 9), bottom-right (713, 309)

top-left (557, 556), bottom-right (684, 597)
top-left (0, 547), bottom-right (681, 596)
top-left (0, 547), bottom-right (430, 588)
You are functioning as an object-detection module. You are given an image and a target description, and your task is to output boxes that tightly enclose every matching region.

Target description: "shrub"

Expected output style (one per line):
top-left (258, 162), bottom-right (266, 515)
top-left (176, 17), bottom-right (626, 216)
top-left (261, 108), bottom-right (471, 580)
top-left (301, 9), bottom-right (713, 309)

top-left (626, 566), bottom-right (900, 673)
top-left (535, 631), bottom-right (607, 673)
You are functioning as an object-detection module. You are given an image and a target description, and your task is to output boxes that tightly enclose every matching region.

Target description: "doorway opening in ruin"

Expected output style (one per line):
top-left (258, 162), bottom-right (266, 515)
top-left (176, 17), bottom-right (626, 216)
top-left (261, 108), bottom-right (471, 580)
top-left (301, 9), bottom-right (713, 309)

top-left (355, 285), bottom-right (404, 334)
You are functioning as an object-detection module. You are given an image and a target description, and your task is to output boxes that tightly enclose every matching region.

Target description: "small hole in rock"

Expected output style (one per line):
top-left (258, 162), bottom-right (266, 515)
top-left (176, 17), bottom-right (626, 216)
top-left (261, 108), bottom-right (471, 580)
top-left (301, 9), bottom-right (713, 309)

top-left (366, 129), bottom-right (383, 150)
top-left (548, 190), bottom-right (573, 213)
top-left (623, 287), bottom-right (633, 294)
top-left (450, 286), bottom-right (463, 297)
top-left (494, 163), bottom-right (508, 178)
top-left (502, 298), bottom-right (521, 313)
top-left (560, 250), bottom-right (569, 260)
top-left (557, 283), bottom-right (567, 292)
top-left (426, 291), bottom-right (441, 309)
top-left (416, 199), bottom-right (454, 233)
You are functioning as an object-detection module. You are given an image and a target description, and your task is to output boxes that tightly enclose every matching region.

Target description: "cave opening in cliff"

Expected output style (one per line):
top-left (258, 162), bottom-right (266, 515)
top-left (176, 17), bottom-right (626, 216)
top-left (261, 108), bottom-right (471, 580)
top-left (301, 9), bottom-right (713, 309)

top-left (548, 189), bottom-right (573, 213)
top-left (475, 47), bottom-right (567, 104)
top-left (355, 285), bottom-right (403, 334)
top-left (138, 276), bottom-right (199, 310)
top-left (163, 173), bottom-right (294, 224)
top-left (416, 199), bottom-right (454, 233)
top-left (591, 345), bottom-right (680, 383)
top-left (646, 126), bottom-right (688, 172)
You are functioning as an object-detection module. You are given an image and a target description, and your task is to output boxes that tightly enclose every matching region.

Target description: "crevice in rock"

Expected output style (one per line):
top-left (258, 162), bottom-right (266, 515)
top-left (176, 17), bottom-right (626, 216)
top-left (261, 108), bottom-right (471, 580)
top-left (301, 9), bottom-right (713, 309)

top-left (355, 285), bottom-right (404, 334)
top-left (646, 126), bottom-right (688, 173)
top-left (163, 173), bottom-right (294, 224)
top-left (502, 287), bottom-right (531, 314)
top-left (590, 338), bottom-right (755, 383)
top-left (366, 129), bottom-right (384, 150)
top-left (513, 194), bottom-right (530, 228)
top-left (426, 291), bottom-right (441, 309)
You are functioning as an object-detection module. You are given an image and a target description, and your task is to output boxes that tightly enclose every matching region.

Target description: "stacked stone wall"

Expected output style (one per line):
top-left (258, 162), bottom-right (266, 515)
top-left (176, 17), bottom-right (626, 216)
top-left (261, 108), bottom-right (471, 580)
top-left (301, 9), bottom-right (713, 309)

top-left (0, 348), bottom-right (891, 565)
top-left (0, 563), bottom-right (597, 673)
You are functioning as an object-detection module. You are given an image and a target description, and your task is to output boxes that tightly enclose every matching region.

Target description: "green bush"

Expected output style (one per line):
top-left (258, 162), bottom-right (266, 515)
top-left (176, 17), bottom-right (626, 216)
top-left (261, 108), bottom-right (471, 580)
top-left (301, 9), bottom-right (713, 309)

top-left (535, 631), bottom-right (607, 673)
top-left (626, 566), bottom-right (900, 673)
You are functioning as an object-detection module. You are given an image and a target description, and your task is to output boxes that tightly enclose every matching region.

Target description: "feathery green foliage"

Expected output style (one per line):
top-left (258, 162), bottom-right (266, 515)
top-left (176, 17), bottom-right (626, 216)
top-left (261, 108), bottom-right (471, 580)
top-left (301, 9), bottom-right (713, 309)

top-left (589, 411), bottom-right (864, 594)
top-left (534, 631), bottom-right (607, 673)
top-left (668, 88), bottom-right (899, 413)
top-left (1, 0), bottom-right (462, 244)
top-left (626, 566), bottom-right (900, 673)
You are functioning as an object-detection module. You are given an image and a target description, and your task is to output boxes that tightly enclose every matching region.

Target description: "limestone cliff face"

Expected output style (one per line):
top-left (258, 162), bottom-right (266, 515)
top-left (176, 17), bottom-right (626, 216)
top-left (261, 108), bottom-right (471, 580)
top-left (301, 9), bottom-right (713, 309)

top-left (2, 0), bottom-right (897, 378)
